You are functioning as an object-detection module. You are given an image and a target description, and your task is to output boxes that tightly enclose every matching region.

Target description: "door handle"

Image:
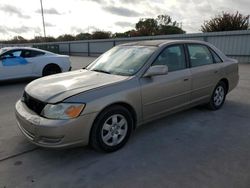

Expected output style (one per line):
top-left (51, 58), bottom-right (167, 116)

top-left (183, 78), bottom-right (189, 81)
top-left (214, 70), bottom-right (218, 74)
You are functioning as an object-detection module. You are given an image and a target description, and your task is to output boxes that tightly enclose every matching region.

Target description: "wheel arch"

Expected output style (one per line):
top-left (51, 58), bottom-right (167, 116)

top-left (95, 102), bottom-right (137, 129)
top-left (42, 63), bottom-right (62, 76)
top-left (219, 78), bottom-right (229, 93)
top-left (88, 102), bottom-right (137, 145)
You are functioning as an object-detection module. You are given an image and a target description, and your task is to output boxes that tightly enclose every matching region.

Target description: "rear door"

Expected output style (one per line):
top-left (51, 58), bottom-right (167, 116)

top-left (21, 50), bottom-right (46, 75)
top-left (140, 44), bottom-right (192, 121)
top-left (187, 44), bottom-right (224, 104)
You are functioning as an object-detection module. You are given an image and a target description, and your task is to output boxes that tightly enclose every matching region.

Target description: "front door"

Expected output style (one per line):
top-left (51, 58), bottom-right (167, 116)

top-left (140, 44), bottom-right (191, 121)
top-left (0, 50), bottom-right (32, 79)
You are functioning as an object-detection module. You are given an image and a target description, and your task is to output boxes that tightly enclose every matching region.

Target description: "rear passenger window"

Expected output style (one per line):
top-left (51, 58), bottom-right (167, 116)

top-left (187, 44), bottom-right (213, 67)
top-left (21, 50), bottom-right (45, 58)
top-left (12, 51), bottom-right (22, 57)
top-left (210, 49), bottom-right (223, 63)
top-left (153, 45), bottom-right (186, 72)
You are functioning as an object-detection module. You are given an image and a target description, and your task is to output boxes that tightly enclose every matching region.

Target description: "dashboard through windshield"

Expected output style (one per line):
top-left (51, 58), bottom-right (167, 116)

top-left (86, 46), bottom-right (156, 76)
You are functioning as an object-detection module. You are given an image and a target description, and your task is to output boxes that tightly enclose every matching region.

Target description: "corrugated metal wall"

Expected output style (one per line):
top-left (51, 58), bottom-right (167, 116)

top-left (1, 30), bottom-right (250, 63)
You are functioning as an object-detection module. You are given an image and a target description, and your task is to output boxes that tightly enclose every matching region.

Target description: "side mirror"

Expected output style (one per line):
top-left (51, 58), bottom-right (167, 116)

top-left (144, 65), bottom-right (168, 77)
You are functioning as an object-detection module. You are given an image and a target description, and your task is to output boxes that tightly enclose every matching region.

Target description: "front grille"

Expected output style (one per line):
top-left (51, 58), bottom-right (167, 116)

top-left (23, 92), bottom-right (46, 114)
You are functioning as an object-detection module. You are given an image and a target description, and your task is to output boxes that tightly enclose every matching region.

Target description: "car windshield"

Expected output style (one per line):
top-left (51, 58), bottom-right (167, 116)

top-left (86, 46), bottom-right (156, 76)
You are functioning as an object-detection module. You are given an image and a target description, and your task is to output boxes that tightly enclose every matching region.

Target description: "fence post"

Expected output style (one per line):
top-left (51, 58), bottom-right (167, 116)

top-left (87, 42), bottom-right (90, 56)
top-left (68, 43), bottom-right (71, 55)
top-left (203, 36), bottom-right (208, 42)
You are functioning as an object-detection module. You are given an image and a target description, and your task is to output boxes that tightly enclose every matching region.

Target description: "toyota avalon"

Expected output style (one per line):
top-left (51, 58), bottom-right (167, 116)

top-left (15, 40), bottom-right (239, 152)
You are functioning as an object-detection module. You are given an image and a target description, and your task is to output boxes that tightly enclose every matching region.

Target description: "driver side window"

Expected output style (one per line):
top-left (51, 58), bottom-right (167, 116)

top-left (153, 45), bottom-right (186, 72)
top-left (1, 50), bottom-right (22, 59)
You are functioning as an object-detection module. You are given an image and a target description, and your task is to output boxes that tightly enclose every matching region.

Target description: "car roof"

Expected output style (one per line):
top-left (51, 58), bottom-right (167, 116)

top-left (120, 39), bottom-right (227, 62)
top-left (121, 39), bottom-right (210, 47)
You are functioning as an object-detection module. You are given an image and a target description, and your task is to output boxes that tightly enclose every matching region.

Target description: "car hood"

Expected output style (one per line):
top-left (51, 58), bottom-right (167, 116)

top-left (25, 69), bottom-right (129, 103)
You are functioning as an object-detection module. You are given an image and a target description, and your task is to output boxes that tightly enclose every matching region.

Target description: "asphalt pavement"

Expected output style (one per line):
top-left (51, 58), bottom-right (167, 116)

top-left (0, 57), bottom-right (250, 188)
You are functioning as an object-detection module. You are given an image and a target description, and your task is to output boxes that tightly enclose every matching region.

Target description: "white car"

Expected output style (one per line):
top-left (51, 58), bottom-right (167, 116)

top-left (0, 47), bottom-right (71, 81)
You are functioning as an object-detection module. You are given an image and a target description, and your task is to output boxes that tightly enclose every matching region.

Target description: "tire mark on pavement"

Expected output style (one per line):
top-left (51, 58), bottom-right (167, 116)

top-left (0, 147), bottom-right (38, 162)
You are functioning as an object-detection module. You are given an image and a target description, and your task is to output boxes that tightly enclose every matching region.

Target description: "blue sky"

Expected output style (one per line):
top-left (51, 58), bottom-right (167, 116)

top-left (0, 0), bottom-right (249, 40)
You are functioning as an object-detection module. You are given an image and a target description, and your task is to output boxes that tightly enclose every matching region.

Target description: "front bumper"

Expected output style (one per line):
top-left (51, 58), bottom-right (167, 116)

top-left (15, 100), bottom-right (97, 148)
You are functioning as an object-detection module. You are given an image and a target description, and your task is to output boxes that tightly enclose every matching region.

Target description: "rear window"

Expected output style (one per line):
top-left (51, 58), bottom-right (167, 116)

top-left (187, 44), bottom-right (213, 67)
top-left (210, 49), bottom-right (223, 63)
top-left (22, 50), bottom-right (45, 58)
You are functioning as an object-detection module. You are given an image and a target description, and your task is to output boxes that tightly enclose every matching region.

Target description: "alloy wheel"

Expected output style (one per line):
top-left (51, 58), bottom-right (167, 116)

top-left (213, 85), bottom-right (225, 107)
top-left (101, 114), bottom-right (128, 146)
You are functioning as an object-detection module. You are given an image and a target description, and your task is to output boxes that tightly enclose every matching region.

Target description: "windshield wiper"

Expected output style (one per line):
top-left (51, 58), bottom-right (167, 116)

top-left (92, 69), bottom-right (111, 74)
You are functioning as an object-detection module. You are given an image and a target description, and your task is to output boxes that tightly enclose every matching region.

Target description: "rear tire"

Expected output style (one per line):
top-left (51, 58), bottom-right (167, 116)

top-left (208, 81), bottom-right (227, 110)
top-left (90, 105), bottom-right (133, 152)
top-left (42, 64), bottom-right (61, 76)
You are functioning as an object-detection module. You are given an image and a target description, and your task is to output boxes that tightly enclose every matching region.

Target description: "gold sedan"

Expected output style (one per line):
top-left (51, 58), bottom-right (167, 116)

top-left (15, 40), bottom-right (239, 152)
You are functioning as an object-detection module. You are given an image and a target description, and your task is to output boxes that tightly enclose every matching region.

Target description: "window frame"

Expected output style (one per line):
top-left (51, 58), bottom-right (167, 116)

top-left (0, 49), bottom-right (23, 59)
top-left (21, 49), bottom-right (45, 58)
top-left (208, 47), bottom-right (223, 64)
top-left (185, 43), bottom-right (215, 68)
top-left (151, 44), bottom-right (188, 72)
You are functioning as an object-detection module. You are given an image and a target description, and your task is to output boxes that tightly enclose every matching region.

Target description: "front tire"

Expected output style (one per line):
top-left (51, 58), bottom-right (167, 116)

top-left (90, 105), bottom-right (133, 152)
top-left (208, 81), bottom-right (227, 110)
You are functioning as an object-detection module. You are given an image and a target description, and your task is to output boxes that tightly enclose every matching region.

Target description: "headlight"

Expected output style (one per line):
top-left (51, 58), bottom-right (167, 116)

top-left (41, 103), bottom-right (85, 120)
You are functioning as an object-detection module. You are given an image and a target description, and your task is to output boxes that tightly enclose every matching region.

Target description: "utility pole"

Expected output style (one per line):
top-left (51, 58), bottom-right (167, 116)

top-left (40, 0), bottom-right (46, 40)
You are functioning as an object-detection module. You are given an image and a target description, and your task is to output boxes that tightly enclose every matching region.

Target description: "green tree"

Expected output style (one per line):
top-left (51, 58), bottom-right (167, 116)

top-left (57, 34), bottom-right (75, 41)
top-left (75, 33), bottom-right (92, 40)
top-left (113, 32), bottom-right (129, 38)
top-left (30, 36), bottom-right (46, 43)
top-left (45, 36), bottom-right (56, 42)
top-left (156, 15), bottom-right (173, 26)
top-left (121, 30), bottom-right (140, 37)
top-left (135, 18), bottom-right (158, 36)
top-left (201, 11), bottom-right (250, 32)
top-left (8, 36), bottom-right (27, 44)
top-left (135, 15), bottom-right (185, 36)
top-left (157, 25), bottom-right (185, 35)
top-left (156, 15), bottom-right (185, 35)
top-left (91, 31), bottom-right (111, 39)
